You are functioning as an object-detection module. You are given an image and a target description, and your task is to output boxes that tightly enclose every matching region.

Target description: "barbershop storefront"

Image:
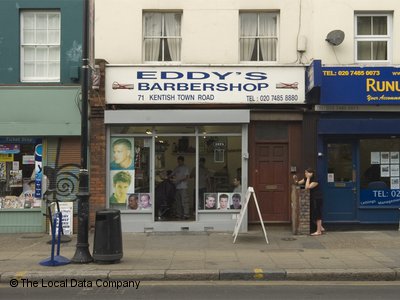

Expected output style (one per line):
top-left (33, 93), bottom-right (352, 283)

top-left (315, 64), bottom-right (400, 225)
top-left (101, 65), bottom-right (305, 232)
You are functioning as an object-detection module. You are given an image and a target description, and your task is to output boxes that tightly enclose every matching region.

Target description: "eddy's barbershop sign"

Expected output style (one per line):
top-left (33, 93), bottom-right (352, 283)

top-left (105, 66), bottom-right (305, 104)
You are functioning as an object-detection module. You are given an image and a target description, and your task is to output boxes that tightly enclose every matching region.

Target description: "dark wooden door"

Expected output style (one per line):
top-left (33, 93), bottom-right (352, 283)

top-left (249, 143), bottom-right (289, 222)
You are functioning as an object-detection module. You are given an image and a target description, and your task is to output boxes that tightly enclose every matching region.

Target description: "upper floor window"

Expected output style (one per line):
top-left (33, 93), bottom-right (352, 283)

top-left (20, 11), bottom-right (61, 82)
top-left (143, 12), bottom-right (182, 62)
top-left (240, 12), bottom-right (278, 62)
top-left (355, 13), bottom-right (391, 63)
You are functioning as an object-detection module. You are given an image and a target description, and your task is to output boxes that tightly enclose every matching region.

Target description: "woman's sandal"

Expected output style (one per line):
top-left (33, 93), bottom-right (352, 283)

top-left (310, 232), bottom-right (322, 236)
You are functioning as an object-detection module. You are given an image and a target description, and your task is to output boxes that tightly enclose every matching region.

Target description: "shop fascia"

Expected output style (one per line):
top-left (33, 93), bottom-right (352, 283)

top-left (104, 65), bottom-right (306, 105)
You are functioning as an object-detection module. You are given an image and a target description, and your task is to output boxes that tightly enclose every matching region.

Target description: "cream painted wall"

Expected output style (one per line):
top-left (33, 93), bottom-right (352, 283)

top-left (95, 0), bottom-right (400, 65)
top-left (308, 0), bottom-right (400, 65)
top-left (95, 0), bottom-right (304, 64)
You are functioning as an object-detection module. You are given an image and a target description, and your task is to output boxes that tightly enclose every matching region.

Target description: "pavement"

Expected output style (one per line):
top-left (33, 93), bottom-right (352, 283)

top-left (1, 225), bottom-right (400, 283)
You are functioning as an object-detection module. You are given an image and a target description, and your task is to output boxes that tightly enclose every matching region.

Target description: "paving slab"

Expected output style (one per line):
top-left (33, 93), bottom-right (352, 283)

top-left (1, 228), bottom-right (400, 282)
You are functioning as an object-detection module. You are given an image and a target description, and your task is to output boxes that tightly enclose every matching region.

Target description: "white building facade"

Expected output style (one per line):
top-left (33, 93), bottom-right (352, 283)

top-left (92, 0), bottom-right (400, 232)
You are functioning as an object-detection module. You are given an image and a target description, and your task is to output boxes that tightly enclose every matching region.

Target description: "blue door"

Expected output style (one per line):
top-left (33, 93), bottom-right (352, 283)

top-left (323, 141), bottom-right (358, 222)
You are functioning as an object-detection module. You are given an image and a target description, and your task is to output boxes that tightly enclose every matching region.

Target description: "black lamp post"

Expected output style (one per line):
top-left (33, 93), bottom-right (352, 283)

top-left (71, 0), bottom-right (93, 263)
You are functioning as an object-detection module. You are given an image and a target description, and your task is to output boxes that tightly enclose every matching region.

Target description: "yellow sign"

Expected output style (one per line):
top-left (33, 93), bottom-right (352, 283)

top-left (0, 153), bottom-right (13, 162)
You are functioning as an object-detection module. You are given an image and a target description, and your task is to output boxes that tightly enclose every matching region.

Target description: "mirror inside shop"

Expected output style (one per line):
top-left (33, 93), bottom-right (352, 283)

top-left (0, 141), bottom-right (43, 209)
top-left (109, 125), bottom-right (243, 221)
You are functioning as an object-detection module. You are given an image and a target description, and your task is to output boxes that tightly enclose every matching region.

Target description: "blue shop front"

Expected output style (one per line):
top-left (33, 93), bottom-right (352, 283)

top-left (311, 61), bottom-right (400, 225)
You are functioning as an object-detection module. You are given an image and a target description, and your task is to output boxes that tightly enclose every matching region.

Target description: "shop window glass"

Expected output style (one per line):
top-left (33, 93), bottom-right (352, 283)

top-left (154, 136), bottom-right (196, 220)
top-left (360, 138), bottom-right (400, 189)
top-left (109, 125), bottom-right (243, 220)
top-left (109, 137), bottom-right (151, 211)
top-left (198, 136), bottom-right (242, 210)
top-left (0, 138), bottom-right (43, 209)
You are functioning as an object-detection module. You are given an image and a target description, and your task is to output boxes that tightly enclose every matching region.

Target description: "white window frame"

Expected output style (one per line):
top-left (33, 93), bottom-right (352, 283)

top-left (239, 11), bottom-right (279, 63)
top-left (20, 11), bottom-right (61, 82)
top-left (354, 13), bottom-right (392, 64)
top-left (143, 11), bottom-right (182, 63)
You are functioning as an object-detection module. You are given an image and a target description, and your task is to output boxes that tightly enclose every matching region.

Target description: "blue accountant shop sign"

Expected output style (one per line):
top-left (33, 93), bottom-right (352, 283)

top-left (316, 63), bottom-right (400, 105)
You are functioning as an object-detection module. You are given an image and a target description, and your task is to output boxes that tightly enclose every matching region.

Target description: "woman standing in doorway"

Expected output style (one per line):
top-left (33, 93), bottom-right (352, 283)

top-left (293, 168), bottom-right (324, 236)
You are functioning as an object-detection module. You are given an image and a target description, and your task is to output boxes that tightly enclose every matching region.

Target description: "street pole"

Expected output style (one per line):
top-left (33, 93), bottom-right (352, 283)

top-left (71, 0), bottom-right (93, 263)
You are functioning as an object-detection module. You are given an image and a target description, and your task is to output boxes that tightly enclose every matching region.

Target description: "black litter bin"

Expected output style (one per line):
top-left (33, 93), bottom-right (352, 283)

top-left (93, 209), bottom-right (123, 263)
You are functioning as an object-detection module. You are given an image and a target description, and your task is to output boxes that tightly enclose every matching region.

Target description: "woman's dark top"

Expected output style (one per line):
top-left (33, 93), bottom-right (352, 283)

top-left (303, 178), bottom-right (323, 220)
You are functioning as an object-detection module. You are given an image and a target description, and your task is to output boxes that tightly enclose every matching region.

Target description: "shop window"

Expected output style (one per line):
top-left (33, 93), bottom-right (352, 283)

top-left (109, 137), bottom-right (151, 210)
top-left (198, 136), bottom-right (242, 210)
top-left (20, 11), bottom-right (61, 82)
top-left (199, 136), bottom-right (242, 196)
top-left (143, 12), bottom-right (182, 62)
top-left (355, 13), bottom-right (391, 63)
top-left (0, 138), bottom-right (43, 209)
top-left (109, 125), bottom-right (244, 221)
top-left (240, 12), bottom-right (278, 62)
top-left (360, 138), bottom-right (400, 207)
top-left (154, 134), bottom-right (242, 214)
top-left (360, 139), bottom-right (400, 189)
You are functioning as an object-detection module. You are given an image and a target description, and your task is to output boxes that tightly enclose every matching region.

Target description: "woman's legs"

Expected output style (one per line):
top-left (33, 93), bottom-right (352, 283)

top-left (311, 197), bottom-right (324, 235)
top-left (316, 219), bottom-right (323, 233)
top-left (311, 219), bottom-right (323, 236)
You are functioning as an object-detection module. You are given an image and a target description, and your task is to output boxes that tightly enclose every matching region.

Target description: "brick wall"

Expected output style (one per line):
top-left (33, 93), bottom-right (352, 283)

top-left (291, 185), bottom-right (310, 235)
top-left (88, 59), bottom-right (107, 228)
top-left (298, 189), bottom-right (310, 235)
